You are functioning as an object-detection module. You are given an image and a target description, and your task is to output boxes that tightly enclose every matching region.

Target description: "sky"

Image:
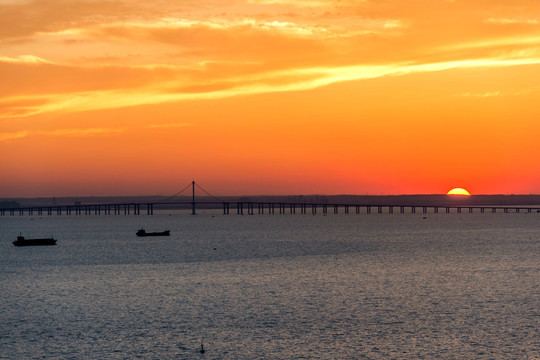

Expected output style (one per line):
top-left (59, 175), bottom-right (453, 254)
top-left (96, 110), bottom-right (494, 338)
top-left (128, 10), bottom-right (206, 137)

top-left (1, 0), bottom-right (540, 197)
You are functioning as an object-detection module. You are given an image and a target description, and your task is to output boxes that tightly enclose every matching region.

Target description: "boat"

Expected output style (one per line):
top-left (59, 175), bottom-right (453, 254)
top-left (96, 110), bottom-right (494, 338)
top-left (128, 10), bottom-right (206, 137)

top-left (13, 235), bottom-right (56, 246)
top-left (136, 229), bottom-right (170, 237)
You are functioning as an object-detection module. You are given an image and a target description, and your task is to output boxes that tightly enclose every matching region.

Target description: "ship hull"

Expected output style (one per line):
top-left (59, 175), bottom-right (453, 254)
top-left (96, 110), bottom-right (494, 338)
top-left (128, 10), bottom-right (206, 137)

top-left (136, 230), bottom-right (170, 237)
top-left (13, 237), bottom-right (57, 246)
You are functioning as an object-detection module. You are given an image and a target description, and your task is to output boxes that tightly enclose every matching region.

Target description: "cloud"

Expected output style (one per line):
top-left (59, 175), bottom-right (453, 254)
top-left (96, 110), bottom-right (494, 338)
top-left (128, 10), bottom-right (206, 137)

top-left (0, 130), bottom-right (28, 141)
top-left (0, 127), bottom-right (126, 142)
top-left (2, 0), bottom-right (540, 120)
top-left (246, 0), bottom-right (366, 7)
top-left (461, 91), bottom-right (501, 98)
top-left (45, 127), bottom-right (126, 136)
top-left (0, 55), bottom-right (50, 63)
top-left (485, 18), bottom-right (539, 25)
top-left (0, 0), bottom-right (134, 40)
top-left (0, 60), bottom-right (182, 98)
top-left (3, 56), bottom-right (540, 119)
top-left (147, 122), bottom-right (194, 128)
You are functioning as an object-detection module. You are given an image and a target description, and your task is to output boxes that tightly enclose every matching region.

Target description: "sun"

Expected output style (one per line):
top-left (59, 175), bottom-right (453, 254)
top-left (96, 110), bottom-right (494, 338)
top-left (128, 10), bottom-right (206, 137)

top-left (447, 188), bottom-right (471, 196)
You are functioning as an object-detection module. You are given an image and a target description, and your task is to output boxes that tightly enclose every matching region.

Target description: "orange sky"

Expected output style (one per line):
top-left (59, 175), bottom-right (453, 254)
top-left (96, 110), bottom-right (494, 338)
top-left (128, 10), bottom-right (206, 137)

top-left (1, 0), bottom-right (540, 197)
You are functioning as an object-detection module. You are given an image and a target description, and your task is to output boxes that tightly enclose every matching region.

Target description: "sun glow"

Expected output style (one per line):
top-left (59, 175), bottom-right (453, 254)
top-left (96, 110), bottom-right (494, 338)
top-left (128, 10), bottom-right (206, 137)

top-left (447, 188), bottom-right (471, 196)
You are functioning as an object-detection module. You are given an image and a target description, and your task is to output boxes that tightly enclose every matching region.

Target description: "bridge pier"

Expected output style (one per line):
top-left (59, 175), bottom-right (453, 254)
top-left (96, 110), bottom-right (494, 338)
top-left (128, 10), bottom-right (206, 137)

top-left (3, 199), bottom-right (540, 217)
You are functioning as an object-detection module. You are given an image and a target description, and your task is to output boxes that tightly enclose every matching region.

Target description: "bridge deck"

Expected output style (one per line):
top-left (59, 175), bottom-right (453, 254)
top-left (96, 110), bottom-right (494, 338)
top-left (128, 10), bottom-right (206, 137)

top-left (2, 201), bottom-right (540, 216)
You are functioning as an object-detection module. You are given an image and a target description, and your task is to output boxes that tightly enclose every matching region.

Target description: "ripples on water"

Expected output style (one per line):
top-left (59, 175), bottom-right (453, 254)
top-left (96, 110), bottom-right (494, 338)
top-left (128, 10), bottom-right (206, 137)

top-left (1, 212), bottom-right (539, 359)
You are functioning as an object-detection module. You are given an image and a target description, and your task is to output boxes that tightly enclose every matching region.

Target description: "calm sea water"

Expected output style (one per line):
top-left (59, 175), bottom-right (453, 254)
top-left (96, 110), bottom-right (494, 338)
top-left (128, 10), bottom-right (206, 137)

top-left (1, 211), bottom-right (539, 359)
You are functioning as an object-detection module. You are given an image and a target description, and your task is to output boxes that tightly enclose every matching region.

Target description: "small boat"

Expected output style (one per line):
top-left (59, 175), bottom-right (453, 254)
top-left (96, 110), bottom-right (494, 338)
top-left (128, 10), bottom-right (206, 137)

top-left (13, 235), bottom-right (56, 246)
top-left (136, 229), bottom-right (170, 237)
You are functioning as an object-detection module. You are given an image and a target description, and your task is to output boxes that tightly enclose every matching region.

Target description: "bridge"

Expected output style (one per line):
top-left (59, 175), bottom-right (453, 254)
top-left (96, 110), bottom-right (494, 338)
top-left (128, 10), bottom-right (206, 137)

top-left (2, 182), bottom-right (540, 216)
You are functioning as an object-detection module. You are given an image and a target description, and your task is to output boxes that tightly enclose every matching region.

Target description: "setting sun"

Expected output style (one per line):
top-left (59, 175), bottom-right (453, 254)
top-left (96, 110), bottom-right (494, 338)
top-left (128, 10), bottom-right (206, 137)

top-left (447, 188), bottom-right (471, 196)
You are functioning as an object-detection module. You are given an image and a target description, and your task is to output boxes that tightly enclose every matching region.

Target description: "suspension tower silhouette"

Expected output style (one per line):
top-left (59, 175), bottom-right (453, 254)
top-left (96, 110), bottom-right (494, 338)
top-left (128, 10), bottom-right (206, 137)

top-left (192, 181), bottom-right (196, 215)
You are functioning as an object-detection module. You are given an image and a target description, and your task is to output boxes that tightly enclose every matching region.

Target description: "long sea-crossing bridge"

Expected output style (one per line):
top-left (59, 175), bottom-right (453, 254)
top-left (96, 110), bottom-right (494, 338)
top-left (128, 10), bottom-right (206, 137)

top-left (2, 182), bottom-right (540, 216)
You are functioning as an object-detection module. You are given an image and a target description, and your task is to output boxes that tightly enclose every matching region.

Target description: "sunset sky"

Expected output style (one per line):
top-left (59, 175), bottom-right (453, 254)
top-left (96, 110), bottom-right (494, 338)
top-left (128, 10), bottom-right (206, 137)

top-left (1, 0), bottom-right (540, 197)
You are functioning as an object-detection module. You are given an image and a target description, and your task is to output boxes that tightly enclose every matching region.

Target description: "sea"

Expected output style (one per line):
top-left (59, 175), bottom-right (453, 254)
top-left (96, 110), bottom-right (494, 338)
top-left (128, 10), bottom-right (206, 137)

top-left (1, 210), bottom-right (539, 359)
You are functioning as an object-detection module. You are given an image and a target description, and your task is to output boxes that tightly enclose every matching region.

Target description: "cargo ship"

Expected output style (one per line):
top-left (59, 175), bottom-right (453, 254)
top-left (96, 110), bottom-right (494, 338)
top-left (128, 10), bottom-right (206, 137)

top-left (13, 235), bottom-right (57, 246)
top-left (136, 229), bottom-right (170, 237)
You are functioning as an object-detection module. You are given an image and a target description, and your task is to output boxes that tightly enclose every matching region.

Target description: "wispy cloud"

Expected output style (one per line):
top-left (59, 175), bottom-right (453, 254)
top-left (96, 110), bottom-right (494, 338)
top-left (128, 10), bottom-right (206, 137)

top-left (2, 56), bottom-right (540, 118)
top-left (0, 130), bottom-right (28, 141)
top-left (45, 127), bottom-right (126, 136)
top-left (461, 91), bottom-right (501, 98)
top-left (485, 18), bottom-right (539, 25)
top-left (147, 122), bottom-right (194, 129)
top-left (246, 0), bottom-right (366, 7)
top-left (0, 127), bottom-right (126, 142)
top-left (0, 55), bottom-right (50, 64)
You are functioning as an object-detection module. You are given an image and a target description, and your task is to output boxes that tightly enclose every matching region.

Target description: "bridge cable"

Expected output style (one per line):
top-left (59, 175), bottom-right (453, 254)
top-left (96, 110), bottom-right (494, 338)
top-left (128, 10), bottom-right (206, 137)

top-left (155, 182), bottom-right (193, 203)
top-left (195, 183), bottom-right (225, 203)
